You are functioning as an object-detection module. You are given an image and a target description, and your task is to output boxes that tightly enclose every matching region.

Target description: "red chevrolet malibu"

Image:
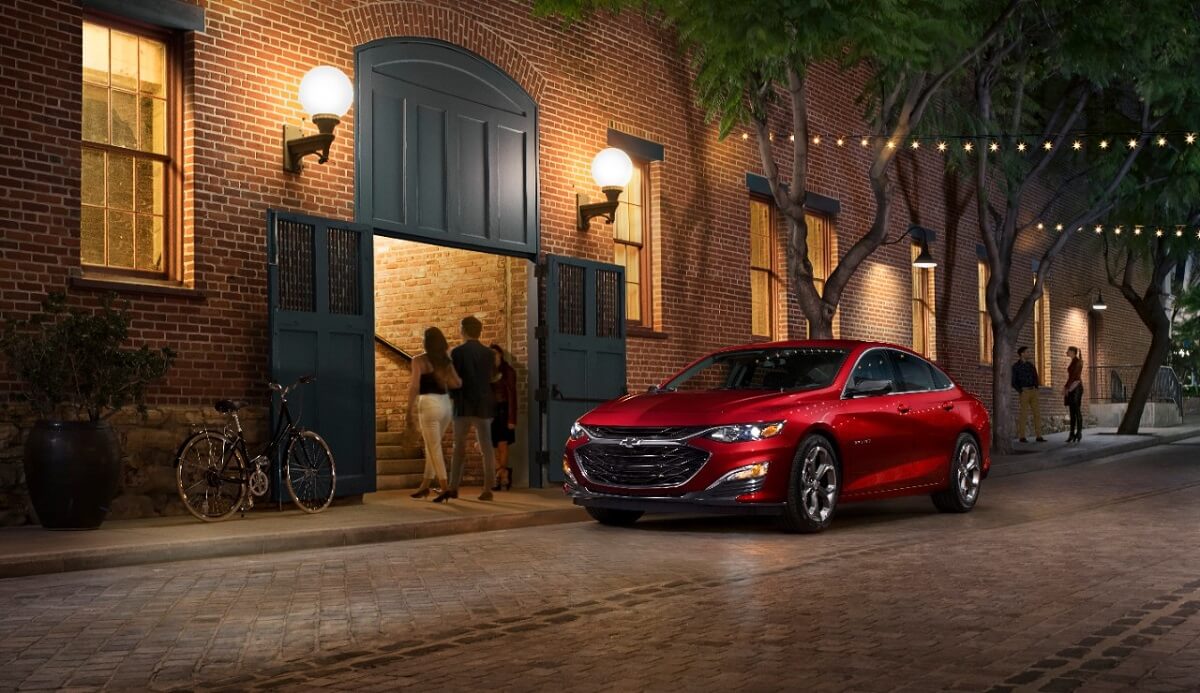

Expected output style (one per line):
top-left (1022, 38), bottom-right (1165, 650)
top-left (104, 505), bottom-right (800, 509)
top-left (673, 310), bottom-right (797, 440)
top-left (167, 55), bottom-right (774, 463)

top-left (563, 341), bottom-right (990, 533)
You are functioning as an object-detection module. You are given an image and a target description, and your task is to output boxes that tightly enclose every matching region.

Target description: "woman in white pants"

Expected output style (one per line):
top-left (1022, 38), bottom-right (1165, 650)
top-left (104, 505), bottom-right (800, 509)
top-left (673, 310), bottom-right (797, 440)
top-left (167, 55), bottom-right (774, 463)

top-left (406, 327), bottom-right (461, 498)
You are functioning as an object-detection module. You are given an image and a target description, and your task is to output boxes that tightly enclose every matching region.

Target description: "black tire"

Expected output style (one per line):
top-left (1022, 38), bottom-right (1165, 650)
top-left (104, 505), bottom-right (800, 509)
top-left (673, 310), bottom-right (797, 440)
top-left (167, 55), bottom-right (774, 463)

top-left (586, 506), bottom-right (643, 527)
top-left (932, 433), bottom-right (982, 513)
top-left (779, 434), bottom-right (841, 534)
top-left (285, 430), bottom-right (336, 513)
top-left (176, 431), bottom-right (247, 522)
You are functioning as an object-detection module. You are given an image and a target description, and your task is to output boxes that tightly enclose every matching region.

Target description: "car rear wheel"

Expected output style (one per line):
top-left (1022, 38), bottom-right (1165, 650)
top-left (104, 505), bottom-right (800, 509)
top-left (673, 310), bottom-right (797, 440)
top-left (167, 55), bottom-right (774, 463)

top-left (586, 506), bottom-right (644, 527)
top-left (779, 435), bottom-right (840, 534)
top-left (932, 433), bottom-right (982, 513)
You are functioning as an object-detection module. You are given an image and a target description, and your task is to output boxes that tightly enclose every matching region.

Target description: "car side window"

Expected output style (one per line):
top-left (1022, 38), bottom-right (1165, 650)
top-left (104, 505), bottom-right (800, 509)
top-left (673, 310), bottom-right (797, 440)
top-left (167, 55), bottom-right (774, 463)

top-left (848, 350), bottom-right (895, 393)
top-left (892, 350), bottom-right (936, 392)
top-left (930, 364), bottom-right (953, 390)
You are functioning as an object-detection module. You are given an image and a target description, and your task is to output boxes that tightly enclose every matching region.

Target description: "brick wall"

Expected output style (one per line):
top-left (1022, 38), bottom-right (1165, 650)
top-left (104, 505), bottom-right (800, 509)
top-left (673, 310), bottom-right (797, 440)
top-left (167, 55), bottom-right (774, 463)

top-left (0, 0), bottom-right (1153, 505)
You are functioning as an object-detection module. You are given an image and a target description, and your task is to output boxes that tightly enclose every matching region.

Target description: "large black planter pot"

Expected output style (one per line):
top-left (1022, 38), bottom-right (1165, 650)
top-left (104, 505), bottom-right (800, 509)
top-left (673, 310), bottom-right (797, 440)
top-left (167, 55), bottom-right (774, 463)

top-left (23, 420), bottom-right (121, 530)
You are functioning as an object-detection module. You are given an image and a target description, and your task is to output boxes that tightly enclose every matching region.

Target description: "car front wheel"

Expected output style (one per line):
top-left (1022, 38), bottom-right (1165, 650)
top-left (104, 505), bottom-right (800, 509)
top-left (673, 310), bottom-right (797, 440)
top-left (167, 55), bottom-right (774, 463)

top-left (586, 506), bottom-right (644, 527)
top-left (932, 433), bottom-right (982, 513)
top-left (779, 434), bottom-right (840, 533)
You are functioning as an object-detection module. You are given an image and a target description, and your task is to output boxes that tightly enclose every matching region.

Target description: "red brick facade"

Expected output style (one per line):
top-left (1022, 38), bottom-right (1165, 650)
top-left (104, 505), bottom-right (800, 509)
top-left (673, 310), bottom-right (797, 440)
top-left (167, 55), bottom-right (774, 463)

top-left (0, 0), bottom-right (1151, 496)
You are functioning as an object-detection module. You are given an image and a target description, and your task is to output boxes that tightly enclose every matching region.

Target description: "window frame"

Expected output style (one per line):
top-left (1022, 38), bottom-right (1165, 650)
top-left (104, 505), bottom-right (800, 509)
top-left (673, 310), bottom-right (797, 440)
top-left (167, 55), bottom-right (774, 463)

top-left (614, 157), bottom-right (653, 327)
top-left (81, 11), bottom-right (183, 281)
top-left (805, 211), bottom-right (839, 338)
top-left (911, 243), bottom-right (936, 359)
top-left (749, 194), bottom-right (777, 341)
top-left (978, 259), bottom-right (993, 364)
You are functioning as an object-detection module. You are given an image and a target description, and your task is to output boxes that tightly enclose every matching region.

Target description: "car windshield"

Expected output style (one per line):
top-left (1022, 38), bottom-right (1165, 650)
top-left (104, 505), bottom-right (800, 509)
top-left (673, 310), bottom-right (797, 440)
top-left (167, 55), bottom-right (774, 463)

top-left (661, 347), bottom-right (850, 392)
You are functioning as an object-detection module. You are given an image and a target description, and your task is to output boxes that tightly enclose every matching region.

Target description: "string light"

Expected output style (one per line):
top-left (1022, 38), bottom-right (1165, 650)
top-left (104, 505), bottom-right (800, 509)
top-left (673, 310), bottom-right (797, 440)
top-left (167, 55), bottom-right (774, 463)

top-left (964, 141), bottom-right (974, 152)
top-left (741, 132), bottom-right (748, 140)
top-left (1156, 228), bottom-right (1164, 237)
top-left (836, 137), bottom-right (844, 146)
top-left (1043, 141), bottom-right (1053, 151)
top-left (1099, 140), bottom-right (1110, 149)
top-left (1188, 133), bottom-right (1197, 144)
top-left (1072, 140), bottom-right (1082, 150)
top-left (1036, 222), bottom-right (1044, 230)
top-left (1127, 138), bottom-right (1138, 149)
top-left (1177, 227), bottom-right (1185, 237)
top-left (910, 140), bottom-right (920, 149)
top-left (989, 141), bottom-right (1000, 152)
top-left (1156, 136), bottom-right (1167, 147)
top-left (1095, 225), bottom-right (1103, 233)
top-left (1135, 226), bottom-right (1143, 235)
top-left (886, 140), bottom-right (896, 149)
top-left (812, 135), bottom-right (821, 145)
top-left (1055, 223), bottom-right (1064, 231)
top-left (1017, 141), bottom-right (1027, 152)
top-left (1114, 226), bottom-right (1122, 235)
top-left (936, 141), bottom-right (947, 152)
top-left (789, 134), bottom-right (794, 142)
top-left (861, 137), bottom-right (870, 147)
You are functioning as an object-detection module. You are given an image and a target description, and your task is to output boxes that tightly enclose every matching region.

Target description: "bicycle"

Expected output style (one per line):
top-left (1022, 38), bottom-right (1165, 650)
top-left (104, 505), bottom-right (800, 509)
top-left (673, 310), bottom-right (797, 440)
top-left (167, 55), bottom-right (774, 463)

top-left (174, 374), bottom-right (336, 521)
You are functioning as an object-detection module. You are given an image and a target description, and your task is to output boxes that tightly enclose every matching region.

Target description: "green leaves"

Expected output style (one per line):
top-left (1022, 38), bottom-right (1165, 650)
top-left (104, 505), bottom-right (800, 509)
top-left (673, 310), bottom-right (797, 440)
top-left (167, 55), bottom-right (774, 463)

top-left (0, 293), bottom-right (175, 422)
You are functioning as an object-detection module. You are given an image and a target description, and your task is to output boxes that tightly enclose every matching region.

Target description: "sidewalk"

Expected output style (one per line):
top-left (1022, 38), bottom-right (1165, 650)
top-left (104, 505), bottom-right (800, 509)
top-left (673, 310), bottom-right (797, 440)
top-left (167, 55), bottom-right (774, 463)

top-left (0, 488), bottom-right (585, 579)
top-left (989, 416), bottom-right (1200, 478)
top-left (2, 418), bottom-right (1197, 580)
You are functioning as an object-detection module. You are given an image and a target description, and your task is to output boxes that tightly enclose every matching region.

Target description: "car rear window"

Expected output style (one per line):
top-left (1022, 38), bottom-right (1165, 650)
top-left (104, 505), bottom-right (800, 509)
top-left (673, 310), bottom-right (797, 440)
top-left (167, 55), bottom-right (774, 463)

top-left (663, 348), bottom-right (850, 392)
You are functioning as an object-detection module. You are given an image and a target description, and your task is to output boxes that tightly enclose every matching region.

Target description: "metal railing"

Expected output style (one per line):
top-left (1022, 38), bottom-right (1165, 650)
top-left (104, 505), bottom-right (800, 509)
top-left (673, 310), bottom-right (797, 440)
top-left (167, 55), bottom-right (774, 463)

top-left (1088, 364), bottom-right (1183, 417)
top-left (374, 333), bottom-right (414, 362)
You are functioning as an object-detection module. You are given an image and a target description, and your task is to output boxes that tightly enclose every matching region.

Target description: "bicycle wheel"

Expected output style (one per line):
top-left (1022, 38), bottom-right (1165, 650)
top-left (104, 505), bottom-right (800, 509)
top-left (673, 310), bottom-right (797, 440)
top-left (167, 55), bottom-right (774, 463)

top-left (285, 430), bottom-right (336, 513)
top-left (176, 431), bottom-right (247, 521)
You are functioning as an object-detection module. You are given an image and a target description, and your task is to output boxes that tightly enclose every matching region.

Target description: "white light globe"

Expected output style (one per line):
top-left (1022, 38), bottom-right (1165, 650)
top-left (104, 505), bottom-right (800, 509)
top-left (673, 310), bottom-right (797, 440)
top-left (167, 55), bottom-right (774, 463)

top-left (298, 66), bottom-right (354, 117)
top-left (591, 147), bottom-right (633, 188)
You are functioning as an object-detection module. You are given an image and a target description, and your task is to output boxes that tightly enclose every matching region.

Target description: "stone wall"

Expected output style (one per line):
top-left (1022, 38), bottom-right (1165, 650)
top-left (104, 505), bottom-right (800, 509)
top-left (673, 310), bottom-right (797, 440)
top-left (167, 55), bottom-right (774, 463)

top-left (0, 405), bottom-right (267, 526)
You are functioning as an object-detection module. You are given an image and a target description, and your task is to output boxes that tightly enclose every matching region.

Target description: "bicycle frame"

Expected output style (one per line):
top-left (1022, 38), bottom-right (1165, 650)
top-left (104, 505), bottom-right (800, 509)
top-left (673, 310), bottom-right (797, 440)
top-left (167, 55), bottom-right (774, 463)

top-left (212, 391), bottom-right (300, 486)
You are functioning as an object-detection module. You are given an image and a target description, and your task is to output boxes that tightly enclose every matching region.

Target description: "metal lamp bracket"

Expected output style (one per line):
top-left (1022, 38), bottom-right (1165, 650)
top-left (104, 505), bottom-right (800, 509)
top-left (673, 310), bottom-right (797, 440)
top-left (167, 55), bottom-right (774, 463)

top-left (576, 186), bottom-right (624, 231)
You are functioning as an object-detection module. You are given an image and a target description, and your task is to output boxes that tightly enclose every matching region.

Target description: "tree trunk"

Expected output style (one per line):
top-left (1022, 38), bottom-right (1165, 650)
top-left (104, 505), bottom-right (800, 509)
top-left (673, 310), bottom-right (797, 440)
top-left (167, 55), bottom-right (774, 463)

top-left (1117, 305), bottom-right (1172, 434)
top-left (990, 331), bottom-right (1016, 454)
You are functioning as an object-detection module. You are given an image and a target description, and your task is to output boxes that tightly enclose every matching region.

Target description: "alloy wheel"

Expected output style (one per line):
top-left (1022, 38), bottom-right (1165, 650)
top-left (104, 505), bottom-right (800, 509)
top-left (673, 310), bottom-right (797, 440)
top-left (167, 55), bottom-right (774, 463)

top-left (956, 441), bottom-right (981, 505)
top-left (801, 444), bottom-right (837, 522)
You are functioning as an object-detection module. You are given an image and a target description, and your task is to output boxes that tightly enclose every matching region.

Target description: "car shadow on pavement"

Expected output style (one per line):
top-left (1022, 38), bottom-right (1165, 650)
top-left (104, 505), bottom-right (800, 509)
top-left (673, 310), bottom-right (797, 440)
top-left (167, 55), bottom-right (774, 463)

top-left (619, 497), bottom-right (940, 535)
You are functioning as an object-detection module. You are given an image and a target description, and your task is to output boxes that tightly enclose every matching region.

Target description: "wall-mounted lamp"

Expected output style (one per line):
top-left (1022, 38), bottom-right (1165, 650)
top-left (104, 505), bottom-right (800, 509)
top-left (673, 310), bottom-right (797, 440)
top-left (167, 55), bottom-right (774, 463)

top-left (577, 147), bottom-right (633, 230)
top-left (1091, 291), bottom-right (1107, 311)
top-left (912, 239), bottom-right (937, 268)
top-left (283, 66), bottom-right (354, 173)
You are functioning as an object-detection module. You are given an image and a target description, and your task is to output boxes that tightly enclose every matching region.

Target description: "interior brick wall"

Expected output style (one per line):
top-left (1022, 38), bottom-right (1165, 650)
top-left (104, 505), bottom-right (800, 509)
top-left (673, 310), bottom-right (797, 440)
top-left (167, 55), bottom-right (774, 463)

top-left (0, 0), bottom-right (1154, 473)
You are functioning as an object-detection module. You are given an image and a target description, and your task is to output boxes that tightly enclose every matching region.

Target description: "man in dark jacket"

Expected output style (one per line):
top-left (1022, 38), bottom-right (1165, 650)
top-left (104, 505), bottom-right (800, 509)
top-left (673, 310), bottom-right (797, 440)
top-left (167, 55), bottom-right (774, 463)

top-left (1012, 346), bottom-right (1045, 443)
top-left (443, 316), bottom-right (497, 501)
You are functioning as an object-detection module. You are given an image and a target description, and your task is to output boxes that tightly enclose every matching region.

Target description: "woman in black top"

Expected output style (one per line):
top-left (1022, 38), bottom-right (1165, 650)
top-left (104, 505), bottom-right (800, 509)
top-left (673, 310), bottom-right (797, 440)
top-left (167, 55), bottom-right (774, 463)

top-left (489, 344), bottom-right (518, 491)
top-left (406, 327), bottom-right (461, 498)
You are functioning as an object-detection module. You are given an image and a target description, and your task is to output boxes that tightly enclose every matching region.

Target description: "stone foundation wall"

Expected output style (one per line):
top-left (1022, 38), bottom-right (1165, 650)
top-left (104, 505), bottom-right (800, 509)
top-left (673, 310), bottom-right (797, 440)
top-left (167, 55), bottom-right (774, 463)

top-left (0, 405), bottom-right (267, 526)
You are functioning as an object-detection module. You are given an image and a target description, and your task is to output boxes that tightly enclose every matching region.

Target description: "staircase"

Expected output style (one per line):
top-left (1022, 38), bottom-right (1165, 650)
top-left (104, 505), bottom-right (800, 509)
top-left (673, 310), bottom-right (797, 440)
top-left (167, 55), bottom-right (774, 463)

top-left (375, 419), bottom-right (428, 490)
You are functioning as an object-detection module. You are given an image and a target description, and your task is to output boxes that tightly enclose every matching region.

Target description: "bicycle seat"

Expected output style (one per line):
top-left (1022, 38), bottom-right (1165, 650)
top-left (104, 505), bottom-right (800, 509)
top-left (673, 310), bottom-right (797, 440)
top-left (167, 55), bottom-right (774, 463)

top-left (214, 399), bottom-right (248, 414)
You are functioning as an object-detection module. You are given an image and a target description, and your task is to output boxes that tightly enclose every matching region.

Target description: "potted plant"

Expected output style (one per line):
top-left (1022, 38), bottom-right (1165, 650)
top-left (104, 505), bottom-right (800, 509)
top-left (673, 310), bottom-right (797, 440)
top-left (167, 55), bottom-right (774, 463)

top-left (1, 292), bottom-right (174, 529)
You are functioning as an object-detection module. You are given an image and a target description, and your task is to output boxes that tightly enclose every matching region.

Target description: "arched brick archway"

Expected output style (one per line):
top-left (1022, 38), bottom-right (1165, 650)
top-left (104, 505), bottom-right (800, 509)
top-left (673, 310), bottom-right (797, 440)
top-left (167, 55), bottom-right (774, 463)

top-left (344, 2), bottom-right (547, 103)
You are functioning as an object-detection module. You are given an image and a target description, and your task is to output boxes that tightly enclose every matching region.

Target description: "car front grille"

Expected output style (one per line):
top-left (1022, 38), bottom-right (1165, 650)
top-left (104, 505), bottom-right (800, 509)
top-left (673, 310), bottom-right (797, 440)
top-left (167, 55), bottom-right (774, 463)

top-left (575, 443), bottom-right (710, 487)
top-left (582, 425), bottom-right (707, 441)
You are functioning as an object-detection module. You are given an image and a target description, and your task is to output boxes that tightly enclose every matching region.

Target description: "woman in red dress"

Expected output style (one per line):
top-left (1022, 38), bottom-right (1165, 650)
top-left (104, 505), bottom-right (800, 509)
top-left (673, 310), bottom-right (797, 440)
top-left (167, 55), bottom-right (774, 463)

top-left (1063, 346), bottom-right (1084, 443)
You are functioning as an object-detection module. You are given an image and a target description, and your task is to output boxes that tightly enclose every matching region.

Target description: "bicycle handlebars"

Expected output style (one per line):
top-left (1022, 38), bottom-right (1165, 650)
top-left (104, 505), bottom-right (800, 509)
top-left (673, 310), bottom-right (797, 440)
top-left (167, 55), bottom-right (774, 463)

top-left (268, 374), bottom-right (317, 396)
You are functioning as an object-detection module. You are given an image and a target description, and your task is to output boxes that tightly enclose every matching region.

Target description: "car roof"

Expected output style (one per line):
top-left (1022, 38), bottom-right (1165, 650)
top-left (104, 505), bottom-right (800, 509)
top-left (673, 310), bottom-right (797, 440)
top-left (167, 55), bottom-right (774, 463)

top-left (712, 339), bottom-right (901, 354)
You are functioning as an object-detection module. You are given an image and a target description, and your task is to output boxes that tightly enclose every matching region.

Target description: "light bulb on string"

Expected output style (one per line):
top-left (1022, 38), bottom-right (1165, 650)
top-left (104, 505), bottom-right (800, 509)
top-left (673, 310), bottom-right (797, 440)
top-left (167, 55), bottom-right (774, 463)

top-left (1156, 136), bottom-right (1167, 147)
top-left (1099, 140), bottom-right (1109, 149)
top-left (1095, 224), bottom-right (1103, 233)
top-left (1043, 141), bottom-right (1053, 151)
top-left (936, 141), bottom-right (947, 152)
top-left (1127, 138), bottom-right (1138, 149)
top-left (860, 137), bottom-right (870, 147)
top-left (1055, 223), bottom-right (1064, 231)
top-left (1187, 133), bottom-right (1196, 144)
top-left (789, 134), bottom-right (794, 142)
top-left (1114, 226), bottom-right (1122, 235)
top-left (1017, 142), bottom-right (1027, 152)
top-left (812, 135), bottom-right (820, 145)
top-left (989, 141), bottom-right (999, 152)
top-left (1072, 140), bottom-right (1082, 150)
top-left (964, 141), bottom-right (974, 152)
top-left (886, 140), bottom-right (896, 149)
top-left (741, 132), bottom-right (748, 140)
top-left (1156, 228), bottom-right (1164, 237)
top-left (910, 140), bottom-right (920, 149)
top-left (1036, 222), bottom-right (1044, 230)
top-left (1134, 226), bottom-right (1142, 236)
top-left (1177, 228), bottom-right (1184, 237)
top-left (836, 137), bottom-right (844, 146)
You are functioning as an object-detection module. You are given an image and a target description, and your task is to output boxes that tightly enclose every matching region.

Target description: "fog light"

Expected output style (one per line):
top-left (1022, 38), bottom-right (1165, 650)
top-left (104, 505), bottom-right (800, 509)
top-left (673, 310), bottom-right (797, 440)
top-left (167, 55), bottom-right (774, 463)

top-left (562, 456), bottom-right (578, 484)
top-left (726, 462), bottom-right (769, 482)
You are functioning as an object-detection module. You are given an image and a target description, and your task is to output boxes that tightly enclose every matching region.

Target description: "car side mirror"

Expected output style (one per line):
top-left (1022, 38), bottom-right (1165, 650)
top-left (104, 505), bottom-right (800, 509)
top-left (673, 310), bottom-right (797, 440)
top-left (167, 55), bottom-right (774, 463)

top-left (847, 379), bottom-right (893, 397)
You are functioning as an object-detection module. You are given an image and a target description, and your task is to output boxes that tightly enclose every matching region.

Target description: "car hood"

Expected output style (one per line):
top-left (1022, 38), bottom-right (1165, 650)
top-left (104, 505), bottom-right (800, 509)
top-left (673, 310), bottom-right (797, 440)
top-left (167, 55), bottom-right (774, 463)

top-left (581, 389), bottom-right (828, 427)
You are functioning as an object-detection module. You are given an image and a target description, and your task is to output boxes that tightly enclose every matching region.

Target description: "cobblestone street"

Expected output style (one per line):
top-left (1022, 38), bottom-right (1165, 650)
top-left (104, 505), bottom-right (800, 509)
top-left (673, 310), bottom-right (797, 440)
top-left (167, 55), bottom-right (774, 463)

top-left (2, 438), bottom-right (1199, 692)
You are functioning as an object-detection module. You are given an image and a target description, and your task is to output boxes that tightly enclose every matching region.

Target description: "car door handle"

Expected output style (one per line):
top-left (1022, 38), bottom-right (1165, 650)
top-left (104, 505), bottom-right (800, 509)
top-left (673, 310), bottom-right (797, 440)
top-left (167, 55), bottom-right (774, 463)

top-left (897, 404), bottom-right (910, 414)
top-left (941, 402), bottom-right (954, 411)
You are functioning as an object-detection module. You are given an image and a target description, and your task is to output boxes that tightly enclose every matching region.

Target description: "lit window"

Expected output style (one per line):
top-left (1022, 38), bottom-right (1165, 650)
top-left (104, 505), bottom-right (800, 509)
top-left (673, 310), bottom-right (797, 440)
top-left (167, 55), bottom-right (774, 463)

top-left (806, 212), bottom-right (839, 338)
top-left (82, 18), bottom-right (177, 276)
top-left (911, 244), bottom-right (936, 358)
top-left (749, 198), bottom-right (775, 339)
top-left (1034, 283), bottom-right (1051, 383)
top-left (978, 260), bottom-right (992, 364)
top-left (614, 160), bottom-right (652, 325)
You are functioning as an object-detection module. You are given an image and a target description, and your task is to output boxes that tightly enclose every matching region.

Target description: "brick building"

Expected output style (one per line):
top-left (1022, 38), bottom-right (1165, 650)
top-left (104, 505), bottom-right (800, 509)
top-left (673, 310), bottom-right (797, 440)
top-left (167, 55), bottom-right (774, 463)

top-left (0, 0), bottom-right (1149, 523)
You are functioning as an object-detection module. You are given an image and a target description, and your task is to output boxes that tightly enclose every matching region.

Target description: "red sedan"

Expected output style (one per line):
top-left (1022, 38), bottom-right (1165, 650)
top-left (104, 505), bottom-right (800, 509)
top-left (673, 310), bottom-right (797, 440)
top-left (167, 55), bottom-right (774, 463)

top-left (563, 340), bottom-right (990, 533)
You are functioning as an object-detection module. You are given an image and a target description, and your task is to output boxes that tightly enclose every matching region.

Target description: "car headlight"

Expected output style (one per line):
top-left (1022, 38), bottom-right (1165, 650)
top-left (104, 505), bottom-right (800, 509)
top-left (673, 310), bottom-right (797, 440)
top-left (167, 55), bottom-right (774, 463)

top-left (706, 422), bottom-right (785, 443)
top-left (569, 421), bottom-right (587, 441)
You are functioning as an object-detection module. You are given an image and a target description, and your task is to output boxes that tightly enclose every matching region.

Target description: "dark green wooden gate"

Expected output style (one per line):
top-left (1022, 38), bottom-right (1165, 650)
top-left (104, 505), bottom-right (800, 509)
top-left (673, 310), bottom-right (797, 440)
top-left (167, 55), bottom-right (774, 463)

top-left (544, 255), bottom-right (626, 483)
top-left (267, 210), bottom-right (375, 497)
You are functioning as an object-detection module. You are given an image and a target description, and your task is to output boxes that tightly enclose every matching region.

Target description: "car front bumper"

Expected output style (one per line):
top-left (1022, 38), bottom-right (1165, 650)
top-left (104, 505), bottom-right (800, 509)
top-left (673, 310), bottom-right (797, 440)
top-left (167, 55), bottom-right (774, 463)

top-left (565, 481), bottom-right (786, 516)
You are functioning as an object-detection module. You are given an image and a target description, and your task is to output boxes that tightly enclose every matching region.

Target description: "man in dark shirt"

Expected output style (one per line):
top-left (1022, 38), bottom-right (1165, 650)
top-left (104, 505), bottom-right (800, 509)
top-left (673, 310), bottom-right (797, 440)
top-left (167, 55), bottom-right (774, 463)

top-left (443, 316), bottom-right (497, 501)
top-left (1011, 346), bottom-right (1045, 443)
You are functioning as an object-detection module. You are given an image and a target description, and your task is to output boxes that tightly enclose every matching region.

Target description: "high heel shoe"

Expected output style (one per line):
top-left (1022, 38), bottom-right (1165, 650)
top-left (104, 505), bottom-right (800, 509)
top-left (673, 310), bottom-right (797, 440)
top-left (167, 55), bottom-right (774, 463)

top-left (504, 466), bottom-right (512, 491)
top-left (432, 490), bottom-right (454, 503)
top-left (491, 478), bottom-right (503, 492)
top-left (410, 487), bottom-right (431, 499)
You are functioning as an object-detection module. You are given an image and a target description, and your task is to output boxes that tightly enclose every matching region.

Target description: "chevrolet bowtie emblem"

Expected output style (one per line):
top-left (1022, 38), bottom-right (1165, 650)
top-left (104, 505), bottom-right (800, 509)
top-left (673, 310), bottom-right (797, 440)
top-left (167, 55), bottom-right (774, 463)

top-left (620, 437), bottom-right (640, 448)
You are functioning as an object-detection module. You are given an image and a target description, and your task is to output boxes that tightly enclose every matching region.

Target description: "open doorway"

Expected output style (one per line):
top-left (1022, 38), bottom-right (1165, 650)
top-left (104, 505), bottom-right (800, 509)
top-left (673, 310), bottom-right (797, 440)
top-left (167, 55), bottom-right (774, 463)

top-left (373, 236), bottom-right (532, 491)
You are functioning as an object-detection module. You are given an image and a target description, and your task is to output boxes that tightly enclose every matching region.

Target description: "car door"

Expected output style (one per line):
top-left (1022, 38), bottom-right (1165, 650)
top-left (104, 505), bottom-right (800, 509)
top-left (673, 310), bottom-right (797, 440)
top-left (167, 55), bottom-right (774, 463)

top-left (888, 350), bottom-right (957, 487)
top-left (834, 348), bottom-right (905, 497)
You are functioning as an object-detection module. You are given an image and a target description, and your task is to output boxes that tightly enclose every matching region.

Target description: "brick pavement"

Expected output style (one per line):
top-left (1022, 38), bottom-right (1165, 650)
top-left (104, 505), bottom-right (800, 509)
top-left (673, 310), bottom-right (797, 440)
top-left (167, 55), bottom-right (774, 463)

top-left (1, 438), bottom-right (1198, 691)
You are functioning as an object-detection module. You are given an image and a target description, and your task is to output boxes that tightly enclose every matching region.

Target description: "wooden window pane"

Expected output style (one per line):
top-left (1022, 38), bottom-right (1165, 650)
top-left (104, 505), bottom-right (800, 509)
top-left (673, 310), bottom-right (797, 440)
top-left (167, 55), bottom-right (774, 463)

top-left (81, 206), bottom-right (106, 265)
top-left (82, 149), bottom-right (105, 207)
top-left (751, 269), bottom-right (769, 336)
top-left (110, 30), bottom-right (139, 92)
top-left (82, 84), bottom-right (109, 144)
top-left (139, 38), bottom-right (166, 97)
top-left (111, 90), bottom-right (138, 150)
top-left (107, 210), bottom-right (135, 268)
top-left (626, 280), bottom-right (641, 321)
top-left (625, 165), bottom-right (641, 206)
top-left (82, 23), bottom-right (109, 85)
top-left (139, 96), bottom-right (166, 154)
top-left (626, 198), bottom-right (642, 244)
top-left (614, 203), bottom-right (628, 242)
top-left (135, 215), bottom-right (163, 271)
top-left (625, 246), bottom-right (640, 284)
top-left (107, 153), bottom-right (133, 211)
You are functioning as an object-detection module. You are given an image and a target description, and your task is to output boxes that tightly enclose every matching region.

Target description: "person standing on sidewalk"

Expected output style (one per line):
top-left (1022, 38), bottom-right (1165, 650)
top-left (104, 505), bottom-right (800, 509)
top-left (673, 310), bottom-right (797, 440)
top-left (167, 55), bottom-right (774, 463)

top-left (1063, 346), bottom-right (1084, 443)
top-left (489, 344), bottom-right (518, 491)
top-left (405, 327), bottom-right (461, 499)
top-left (436, 316), bottom-right (497, 503)
top-left (1012, 346), bottom-right (1045, 443)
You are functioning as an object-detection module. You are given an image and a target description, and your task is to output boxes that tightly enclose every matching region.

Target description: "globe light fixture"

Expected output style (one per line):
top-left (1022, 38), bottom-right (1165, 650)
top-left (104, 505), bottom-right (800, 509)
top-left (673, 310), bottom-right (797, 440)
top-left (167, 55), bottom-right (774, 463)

top-left (577, 147), bottom-right (634, 230)
top-left (283, 66), bottom-right (353, 173)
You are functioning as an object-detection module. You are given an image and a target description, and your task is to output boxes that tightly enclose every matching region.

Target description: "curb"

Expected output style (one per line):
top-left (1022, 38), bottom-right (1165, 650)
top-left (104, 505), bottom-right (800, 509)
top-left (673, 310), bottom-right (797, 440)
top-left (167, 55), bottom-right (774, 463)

top-left (990, 429), bottom-right (1200, 479)
top-left (0, 507), bottom-right (589, 580)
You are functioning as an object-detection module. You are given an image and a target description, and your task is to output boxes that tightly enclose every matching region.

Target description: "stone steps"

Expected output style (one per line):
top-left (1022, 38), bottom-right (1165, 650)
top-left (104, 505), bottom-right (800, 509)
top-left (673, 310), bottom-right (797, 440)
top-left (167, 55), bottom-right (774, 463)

top-left (378, 456), bottom-right (425, 476)
top-left (376, 473), bottom-right (426, 490)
